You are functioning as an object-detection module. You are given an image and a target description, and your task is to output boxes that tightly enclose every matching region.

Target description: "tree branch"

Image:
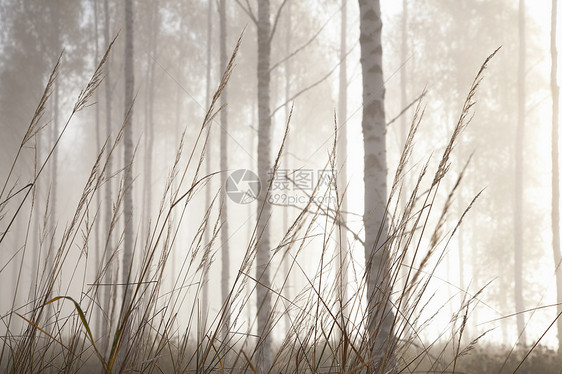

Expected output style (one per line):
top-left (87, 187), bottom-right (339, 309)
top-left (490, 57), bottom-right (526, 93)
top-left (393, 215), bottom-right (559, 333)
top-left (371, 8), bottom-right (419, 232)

top-left (234, 0), bottom-right (257, 24)
top-left (270, 5), bottom-right (340, 72)
top-left (271, 42), bottom-right (356, 118)
top-left (386, 91), bottom-right (427, 127)
top-left (269, 0), bottom-right (289, 43)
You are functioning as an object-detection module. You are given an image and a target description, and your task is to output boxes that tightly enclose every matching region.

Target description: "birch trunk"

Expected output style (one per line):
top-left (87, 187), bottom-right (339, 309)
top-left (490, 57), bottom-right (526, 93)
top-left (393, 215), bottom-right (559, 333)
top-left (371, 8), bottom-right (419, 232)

top-left (218, 0), bottom-right (231, 340)
top-left (551, 0), bottom-right (562, 354)
top-left (49, 78), bottom-right (59, 282)
top-left (120, 3), bottom-right (135, 361)
top-left (283, 0), bottom-right (292, 336)
top-left (399, 0), bottom-right (413, 321)
top-left (143, 1), bottom-right (158, 245)
top-left (399, 0), bottom-right (407, 150)
top-left (92, 0), bottom-right (102, 339)
top-left (202, 0), bottom-right (212, 326)
top-left (256, 0), bottom-right (273, 370)
top-left (337, 0), bottom-right (349, 334)
top-left (32, 131), bottom-right (41, 293)
top-left (515, 0), bottom-right (526, 346)
top-left (116, 0), bottom-right (135, 365)
top-left (122, 0), bottom-right (134, 286)
top-left (101, 0), bottom-right (113, 353)
top-left (358, 0), bottom-right (395, 366)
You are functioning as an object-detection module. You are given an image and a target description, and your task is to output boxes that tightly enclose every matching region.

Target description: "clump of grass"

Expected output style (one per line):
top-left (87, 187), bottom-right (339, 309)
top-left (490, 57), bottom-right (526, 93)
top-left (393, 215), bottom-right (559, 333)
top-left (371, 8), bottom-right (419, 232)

top-left (0, 37), bottom-right (558, 374)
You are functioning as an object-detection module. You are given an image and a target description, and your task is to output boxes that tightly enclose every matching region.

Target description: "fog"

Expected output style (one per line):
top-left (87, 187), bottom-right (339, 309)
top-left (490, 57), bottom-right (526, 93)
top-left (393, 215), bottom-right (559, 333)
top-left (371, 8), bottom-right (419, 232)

top-left (0, 0), bottom-right (561, 372)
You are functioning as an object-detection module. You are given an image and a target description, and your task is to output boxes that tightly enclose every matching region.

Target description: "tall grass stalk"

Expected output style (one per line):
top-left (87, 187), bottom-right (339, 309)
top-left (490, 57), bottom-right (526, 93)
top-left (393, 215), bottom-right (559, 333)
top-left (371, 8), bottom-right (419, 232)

top-left (2, 40), bottom-right (555, 374)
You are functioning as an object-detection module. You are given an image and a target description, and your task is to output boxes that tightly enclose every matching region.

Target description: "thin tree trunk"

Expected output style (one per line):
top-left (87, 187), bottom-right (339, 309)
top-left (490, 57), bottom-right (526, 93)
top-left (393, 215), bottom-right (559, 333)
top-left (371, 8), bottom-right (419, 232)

top-left (44, 3), bottom-right (61, 329)
top-left (50, 81), bottom-right (59, 276)
top-left (202, 0), bottom-right (213, 330)
top-left (143, 1), bottom-right (158, 246)
top-left (358, 0), bottom-right (394, 366)
top-left (457, 207), bottom-right (465, 293)
top-left (256, 0), bottom-right (273, 370)
top-left (92, 0), bottom-right (102, 340)
top-left (283, 0), bottom-right (292, 337)
top-left (102, 0), bottom-right (113, 353)
top-left (399, 0), bottom-right (407, 240)
top-left (32, 132), bottom-right (41, 294)
top-left (218, 0), bottom-right (230, 341)
top-left (93, 0), bottom-right (100, 261)
top-left (122, 0), bottom-right (135, 290)
top-left (173, 80), bottom-right (180, 290)
top-left (120, 0), bottom-right (135, 363)
top-left (247, 104), bottom-right (257, 331)
top-left (499, 48), bottom-right (512, 345)
top-left (399, 0), bottom-right (407, 151)
top-left (49, 2), bottom-right (61, 270)
top-left (551, 0), bottom-right (562, 355)
top-left (11, 216), bottom-right (21, 313)
top-left (337, 0), bottom-right (349, 339)
top-left (515, 0), bottom-right (526, 346)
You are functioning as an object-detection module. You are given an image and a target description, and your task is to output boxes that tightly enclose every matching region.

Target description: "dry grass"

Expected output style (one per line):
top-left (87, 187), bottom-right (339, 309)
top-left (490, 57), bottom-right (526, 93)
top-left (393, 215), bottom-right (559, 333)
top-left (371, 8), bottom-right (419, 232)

top-left (0, 39), bottom-right (558, 374)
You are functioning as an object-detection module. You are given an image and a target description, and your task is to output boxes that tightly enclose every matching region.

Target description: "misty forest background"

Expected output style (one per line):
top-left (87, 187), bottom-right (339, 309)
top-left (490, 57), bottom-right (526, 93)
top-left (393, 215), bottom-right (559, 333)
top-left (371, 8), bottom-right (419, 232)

top-left (1, 0), bottom-right (562, 373)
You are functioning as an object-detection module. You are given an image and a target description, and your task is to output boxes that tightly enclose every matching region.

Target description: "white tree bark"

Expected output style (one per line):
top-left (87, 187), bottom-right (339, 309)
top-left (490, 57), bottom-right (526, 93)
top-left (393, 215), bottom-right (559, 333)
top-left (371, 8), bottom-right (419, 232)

top-left (515, 0), bottom-right (526, 346)
top-left (143, 1), bottom-right (158, 246)
top-left (49, 8), bottom-right (60, 278)
top-left (101, 0), bottom-right (114, 355)
top-left (218, 0), bottom-right (231, 341)
top-left (358, 0), bottom-right (395, 366)
top-left (256, 0), bottom-right (273, 370)
top-left (122, 0), bottom-right (134, 285)
top-left (202, 0), bottom-right (213, 326)
top-left (92, 0), bottom-right (102, 341)
top-left (283, 0), bottom-right (292, 337)
top-left (337, 0), bottom-right (349, 336)
top-left (550, 0), bottom-right (562, 355)
top-left (399, 0), bottom-right (413, 321)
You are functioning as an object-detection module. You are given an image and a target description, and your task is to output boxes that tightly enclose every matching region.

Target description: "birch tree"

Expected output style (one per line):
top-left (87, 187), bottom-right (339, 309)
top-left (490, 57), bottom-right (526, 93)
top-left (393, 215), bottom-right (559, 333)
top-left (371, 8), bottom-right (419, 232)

top-left (143, 1), bottom-right (159, 242)
top-left (202, 0), bottom-right (213, 324)
top-left (122, 0), bottom-right (134, 289)
top-left (282, 0), bottom-right (291, 336)
top-left (118, 4), bottom-right (135, 362)
top-left (49, 4), bottom-right (61, 275)
top-left (358, 0), bottom-right (395, 366)
top-left (515, 0), bottom-right (526, 346)
top-left (101, 0), bottom-right (114, 353)
top-left (234, 0), bottom-right (288, 370)
top-left (114, 0), bottom-right (135, 364)
top-left (337, 0), bottom-right (349, 331)
top-left (255, 1), bottom-right (273, 369)
top-left (92, 0), bottom-right (102, 337)
top-left (218, 0), bottom-right (231, 340)
top-left (551, 0), bottom-right (562, 354)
